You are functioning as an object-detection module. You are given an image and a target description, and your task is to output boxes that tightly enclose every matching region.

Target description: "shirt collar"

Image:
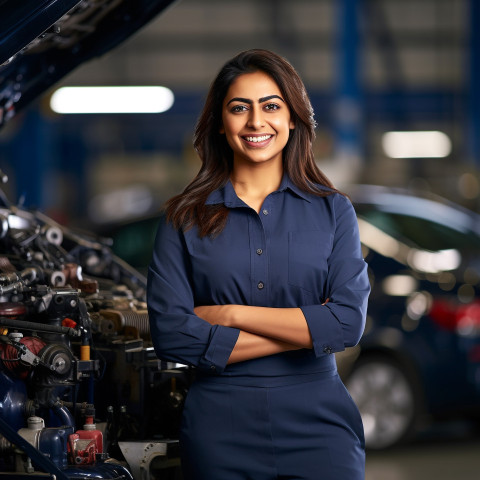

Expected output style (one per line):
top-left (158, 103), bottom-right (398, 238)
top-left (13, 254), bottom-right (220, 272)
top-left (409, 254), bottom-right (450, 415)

top-left (205, 181), bottom-right (245, 208)
top-left (277, 175), bottom-right (312, 203)
top-left (205, 174), bottom-right (312, 207)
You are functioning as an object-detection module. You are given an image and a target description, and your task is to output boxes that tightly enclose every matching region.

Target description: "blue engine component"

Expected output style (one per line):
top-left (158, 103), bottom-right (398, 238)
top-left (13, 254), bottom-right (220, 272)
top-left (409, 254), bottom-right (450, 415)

top-left (0, 414), bottom-right (132, 480)
top-left (0, 370), bottom-right (28, 432)
top-left (64, 463), bottom-right (134, 479)
top-left (38, 426), bottom-right (75, 470)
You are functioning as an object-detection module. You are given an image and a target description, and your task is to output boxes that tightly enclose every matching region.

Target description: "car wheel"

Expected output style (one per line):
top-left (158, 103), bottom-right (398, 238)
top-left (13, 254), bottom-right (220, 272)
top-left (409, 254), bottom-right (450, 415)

top-left (345, 355), bottom-right (419, 450)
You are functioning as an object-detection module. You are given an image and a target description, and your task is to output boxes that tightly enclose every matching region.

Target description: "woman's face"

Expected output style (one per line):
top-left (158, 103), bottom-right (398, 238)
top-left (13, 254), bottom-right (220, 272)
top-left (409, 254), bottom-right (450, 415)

top-left (220, 71), bottom-right (294, 168)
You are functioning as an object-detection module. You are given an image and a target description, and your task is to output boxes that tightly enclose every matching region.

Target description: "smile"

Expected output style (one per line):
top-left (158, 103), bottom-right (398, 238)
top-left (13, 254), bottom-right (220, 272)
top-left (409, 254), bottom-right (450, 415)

top-left (243, 135), bottom-right (273, 143)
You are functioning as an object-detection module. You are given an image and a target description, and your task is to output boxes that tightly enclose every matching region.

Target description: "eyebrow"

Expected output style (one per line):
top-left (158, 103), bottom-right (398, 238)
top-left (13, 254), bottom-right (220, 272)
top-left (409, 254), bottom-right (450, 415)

top-left (226, 94), bottom-right (285, 106)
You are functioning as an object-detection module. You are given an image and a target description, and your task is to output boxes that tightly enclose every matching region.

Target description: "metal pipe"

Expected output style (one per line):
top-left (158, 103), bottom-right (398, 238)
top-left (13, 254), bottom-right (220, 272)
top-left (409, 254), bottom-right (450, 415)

top-left (0, 317), bottom-right (81, 337)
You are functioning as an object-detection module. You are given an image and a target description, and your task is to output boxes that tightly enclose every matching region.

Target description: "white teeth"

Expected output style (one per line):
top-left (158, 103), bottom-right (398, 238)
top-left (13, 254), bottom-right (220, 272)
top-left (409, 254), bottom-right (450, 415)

top-left (245, 135), bottom-right (272, 143)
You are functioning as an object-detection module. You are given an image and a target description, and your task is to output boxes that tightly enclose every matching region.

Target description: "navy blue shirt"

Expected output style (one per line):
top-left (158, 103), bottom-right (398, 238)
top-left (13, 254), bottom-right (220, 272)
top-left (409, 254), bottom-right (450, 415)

top-left (147, 175), bottom-right (370, 381)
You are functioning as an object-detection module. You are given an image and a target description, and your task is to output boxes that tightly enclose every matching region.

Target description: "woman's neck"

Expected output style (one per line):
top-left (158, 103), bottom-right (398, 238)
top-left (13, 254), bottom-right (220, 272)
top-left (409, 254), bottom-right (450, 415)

top-left (230, 161), bottom-right (283, 213)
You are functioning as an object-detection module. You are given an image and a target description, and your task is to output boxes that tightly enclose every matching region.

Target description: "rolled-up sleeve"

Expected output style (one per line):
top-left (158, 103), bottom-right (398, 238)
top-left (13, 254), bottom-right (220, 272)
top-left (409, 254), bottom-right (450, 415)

top-left (147, 215), bottom-right (240, 373)
top-left (300, 195), bottom-right (370, 356)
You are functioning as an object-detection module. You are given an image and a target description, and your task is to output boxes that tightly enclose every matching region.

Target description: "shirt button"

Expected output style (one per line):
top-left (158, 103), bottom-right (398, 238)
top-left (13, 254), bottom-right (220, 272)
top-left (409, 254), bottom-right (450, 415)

top-left (257, 282), bottom-right (264, 290)
top-left (210, 365), bottom-right (216, 371)
top-left (262, 209), bottom-right (269, 215)
top-left (256, 248), bottom-right (263, 255)
top-left (323, 346), bottom-right (333, 354)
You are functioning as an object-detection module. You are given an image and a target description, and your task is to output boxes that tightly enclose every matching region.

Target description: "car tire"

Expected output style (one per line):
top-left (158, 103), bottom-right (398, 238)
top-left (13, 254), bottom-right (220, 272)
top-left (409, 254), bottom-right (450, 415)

top-left (345, 354), bottom-right (420, 450)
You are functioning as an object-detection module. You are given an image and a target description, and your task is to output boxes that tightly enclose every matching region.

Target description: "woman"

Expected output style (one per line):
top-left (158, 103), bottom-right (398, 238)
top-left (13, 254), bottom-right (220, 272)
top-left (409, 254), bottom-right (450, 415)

top-left (147, 49), bottom-right (370, 480)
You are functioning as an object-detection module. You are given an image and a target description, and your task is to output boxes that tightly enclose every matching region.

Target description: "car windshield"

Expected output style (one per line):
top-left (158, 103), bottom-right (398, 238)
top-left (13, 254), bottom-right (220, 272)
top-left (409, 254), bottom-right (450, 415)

top-left (357, 209), bottom-right (480, 251)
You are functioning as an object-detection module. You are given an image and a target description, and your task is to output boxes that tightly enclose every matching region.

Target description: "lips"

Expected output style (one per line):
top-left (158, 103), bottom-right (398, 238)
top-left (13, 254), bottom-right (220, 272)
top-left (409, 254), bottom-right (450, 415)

top-left (242, 134), bottom-right (273, 146)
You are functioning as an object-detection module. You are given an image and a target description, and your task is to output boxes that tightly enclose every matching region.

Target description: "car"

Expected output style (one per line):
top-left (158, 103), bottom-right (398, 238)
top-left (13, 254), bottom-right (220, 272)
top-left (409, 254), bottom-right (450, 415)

top-left (0, 3), bottom-right (187, 480)
top-left (102, 184), bottom-right (480, 450)
top-left (346, 184), bottom-right (480, 449)
top-left (0, 0), bottom-right (177, 128)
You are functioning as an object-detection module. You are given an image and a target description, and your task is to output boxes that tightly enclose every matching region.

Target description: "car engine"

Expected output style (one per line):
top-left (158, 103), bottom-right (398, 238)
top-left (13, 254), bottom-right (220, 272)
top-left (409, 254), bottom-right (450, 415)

top-left (0, 172), bottom-right (189, 479)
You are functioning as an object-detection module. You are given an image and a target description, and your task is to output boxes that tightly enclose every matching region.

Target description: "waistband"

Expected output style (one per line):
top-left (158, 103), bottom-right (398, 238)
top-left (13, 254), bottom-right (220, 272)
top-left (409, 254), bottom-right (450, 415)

top-left (195, 366), bottom-right (338, 387)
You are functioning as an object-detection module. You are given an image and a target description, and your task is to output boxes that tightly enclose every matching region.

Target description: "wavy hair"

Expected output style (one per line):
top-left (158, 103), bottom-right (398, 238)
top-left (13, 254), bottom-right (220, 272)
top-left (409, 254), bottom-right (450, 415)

top-left (165, 49), bottom-right (337, 236)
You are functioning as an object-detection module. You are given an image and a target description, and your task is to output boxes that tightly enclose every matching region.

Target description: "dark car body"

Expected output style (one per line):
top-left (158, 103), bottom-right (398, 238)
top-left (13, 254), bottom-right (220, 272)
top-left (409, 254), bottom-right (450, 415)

top-left (346, 185), bottom-right (480, 448)
top-left (0, 0), bottom-right (177, 128)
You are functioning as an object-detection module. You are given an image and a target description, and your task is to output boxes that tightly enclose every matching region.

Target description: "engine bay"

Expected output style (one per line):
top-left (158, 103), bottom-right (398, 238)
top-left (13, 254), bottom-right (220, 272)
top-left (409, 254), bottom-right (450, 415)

top-left (0, 171), bottom-right (189, 479)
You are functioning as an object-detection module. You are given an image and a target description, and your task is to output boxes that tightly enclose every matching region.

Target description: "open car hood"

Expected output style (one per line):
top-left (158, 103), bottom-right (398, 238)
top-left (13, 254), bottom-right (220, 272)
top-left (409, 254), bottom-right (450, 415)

top-left (0, 0), bottom-right (177, 128)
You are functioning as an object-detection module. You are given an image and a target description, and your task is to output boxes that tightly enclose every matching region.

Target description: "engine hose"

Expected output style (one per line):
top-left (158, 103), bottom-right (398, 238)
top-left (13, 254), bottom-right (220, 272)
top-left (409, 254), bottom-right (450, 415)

top-left (0, 317), bottom-right (81, 337)
top-left (52, 402), bottom-right (75, 428)
top-left (19, 267), bottom-right (39, 284)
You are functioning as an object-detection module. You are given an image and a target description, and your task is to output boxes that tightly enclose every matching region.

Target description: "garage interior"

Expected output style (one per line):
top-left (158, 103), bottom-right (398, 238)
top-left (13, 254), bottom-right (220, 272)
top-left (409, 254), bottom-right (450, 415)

top-left (1, 1), bottom-right (479, 480)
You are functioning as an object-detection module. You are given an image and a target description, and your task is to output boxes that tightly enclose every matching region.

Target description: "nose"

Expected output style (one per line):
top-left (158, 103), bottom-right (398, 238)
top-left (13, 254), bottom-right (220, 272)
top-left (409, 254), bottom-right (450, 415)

top-left (247, 105), bottom-right (265, 129)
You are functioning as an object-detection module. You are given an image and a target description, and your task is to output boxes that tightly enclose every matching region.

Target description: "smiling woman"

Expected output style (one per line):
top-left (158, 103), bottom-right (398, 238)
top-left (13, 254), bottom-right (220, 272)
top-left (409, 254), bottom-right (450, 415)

top-left (147, 49), bottom-right (370, 480)
top-left (219, 71), bottom-right (295, 179)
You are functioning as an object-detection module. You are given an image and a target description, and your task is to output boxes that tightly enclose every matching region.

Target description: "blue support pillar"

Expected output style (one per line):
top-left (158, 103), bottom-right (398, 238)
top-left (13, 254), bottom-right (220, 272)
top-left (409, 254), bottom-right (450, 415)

top-left (11, 109), bottom-right (63, 217)
top-left (332, 0), bottom-right (365, 181)
top-left (14, 110), bottom-right (49, 209)
top-left (468, 0), bottom-right (480, 166)
top-left (59, 125), bottom-right (88, 222)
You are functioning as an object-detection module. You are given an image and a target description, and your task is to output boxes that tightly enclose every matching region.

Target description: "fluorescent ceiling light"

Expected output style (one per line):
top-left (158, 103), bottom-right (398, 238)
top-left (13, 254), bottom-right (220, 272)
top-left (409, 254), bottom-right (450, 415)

top-left (407, 248), bottom-right (461, 273)
top-left (50, 86), bottom-right (174, 114)
top-left (382, 131), bottom-right (452, 158)
top-left (382, 275), bottom-right (418, 296)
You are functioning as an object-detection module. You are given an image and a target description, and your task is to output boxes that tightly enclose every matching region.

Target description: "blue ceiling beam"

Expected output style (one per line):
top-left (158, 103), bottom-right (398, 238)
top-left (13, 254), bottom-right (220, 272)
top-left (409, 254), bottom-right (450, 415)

top-left (467, 0), bottom-right (480, 166)
top-left (331, 0), bottom-right (365, 163)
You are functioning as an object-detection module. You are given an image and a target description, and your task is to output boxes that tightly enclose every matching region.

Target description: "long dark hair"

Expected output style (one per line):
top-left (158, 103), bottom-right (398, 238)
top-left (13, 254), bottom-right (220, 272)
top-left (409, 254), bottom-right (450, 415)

top-left (165, 48), bottom-right (337, 237)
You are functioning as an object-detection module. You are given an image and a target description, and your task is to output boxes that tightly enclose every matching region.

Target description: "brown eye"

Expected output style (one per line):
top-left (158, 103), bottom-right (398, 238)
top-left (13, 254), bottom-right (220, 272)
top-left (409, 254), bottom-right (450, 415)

top-left (264, 103), bottom-right (280, 111)
top-left (231, 105), bottom-right (248, 113)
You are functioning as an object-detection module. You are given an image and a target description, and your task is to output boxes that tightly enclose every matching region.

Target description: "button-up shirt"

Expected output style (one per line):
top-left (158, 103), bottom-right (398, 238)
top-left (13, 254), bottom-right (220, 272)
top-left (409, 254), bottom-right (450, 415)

top-left (147, 175), bottom-right (370, 381)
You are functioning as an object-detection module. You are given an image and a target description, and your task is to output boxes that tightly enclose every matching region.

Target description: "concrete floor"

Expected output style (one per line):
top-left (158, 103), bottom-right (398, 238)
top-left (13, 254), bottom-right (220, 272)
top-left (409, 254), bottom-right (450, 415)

top-left (366, 428), bottom-right (480, 480)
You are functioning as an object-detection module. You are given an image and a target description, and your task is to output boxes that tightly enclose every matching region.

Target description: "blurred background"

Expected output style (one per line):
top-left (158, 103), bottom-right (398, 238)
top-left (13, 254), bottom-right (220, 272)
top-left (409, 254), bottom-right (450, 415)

top-left (1, 0), bottom-right (478, 226)
top-left (1, 1), bottom-right (480, 478)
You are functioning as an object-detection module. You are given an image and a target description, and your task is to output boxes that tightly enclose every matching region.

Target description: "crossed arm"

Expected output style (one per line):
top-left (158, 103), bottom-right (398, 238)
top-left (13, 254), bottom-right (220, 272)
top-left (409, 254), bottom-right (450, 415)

top-left (149, 198), bottom-right (368, 371)
top-left (194, 305), bottom-right (313, 364)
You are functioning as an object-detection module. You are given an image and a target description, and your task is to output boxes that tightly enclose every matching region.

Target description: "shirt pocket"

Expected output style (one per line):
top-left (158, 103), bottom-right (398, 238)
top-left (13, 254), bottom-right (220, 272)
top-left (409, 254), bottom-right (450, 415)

top-left (288, 230), bottom-right (333, 296)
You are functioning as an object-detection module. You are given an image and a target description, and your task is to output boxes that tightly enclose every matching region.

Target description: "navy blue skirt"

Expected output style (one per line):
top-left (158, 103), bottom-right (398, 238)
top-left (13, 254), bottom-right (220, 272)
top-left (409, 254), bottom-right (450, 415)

top-left (180, 369), bottom-right (365, 480)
